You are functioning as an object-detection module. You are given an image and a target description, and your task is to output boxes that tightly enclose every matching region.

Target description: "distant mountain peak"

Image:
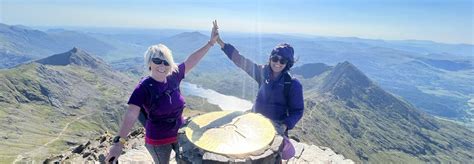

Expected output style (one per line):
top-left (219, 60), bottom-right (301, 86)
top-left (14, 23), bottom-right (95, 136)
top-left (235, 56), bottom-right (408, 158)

top-left (336, 61), bottom-right (357, 71)
top-left (320, 61), bottom-right (372, 96)
top-left (162, 31), bottom-right (210, 54)
top-left (332, 62), bottom-right (370, 83)
top-left (70, 47), bottom-right (82, 53)
top-left (170, 31), bottom-right (207, 40)
top-left (183, 31), bottom-right (205, 36)
top-left (35, 47), bottom-right (107, 69)
top-left (292, 63), bottom-right (333, 78)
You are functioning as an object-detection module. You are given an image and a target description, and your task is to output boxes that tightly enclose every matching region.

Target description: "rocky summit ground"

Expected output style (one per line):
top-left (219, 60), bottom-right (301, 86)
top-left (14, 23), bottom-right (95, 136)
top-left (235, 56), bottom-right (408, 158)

top-left (43, 128), bottom-right (354, 164)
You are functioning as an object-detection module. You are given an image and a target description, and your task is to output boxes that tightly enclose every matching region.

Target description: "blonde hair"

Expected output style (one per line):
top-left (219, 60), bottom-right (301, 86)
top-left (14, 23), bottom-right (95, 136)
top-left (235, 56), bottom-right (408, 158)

top-left (144, 44), bottom-right (179, 75)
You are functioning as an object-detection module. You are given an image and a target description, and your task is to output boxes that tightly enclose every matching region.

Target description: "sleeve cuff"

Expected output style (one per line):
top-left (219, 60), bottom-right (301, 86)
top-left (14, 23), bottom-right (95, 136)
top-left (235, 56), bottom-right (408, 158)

top-left (284, 119), bottom-right (295, 130)
top-left (222, 43), bottom-right (235, 58)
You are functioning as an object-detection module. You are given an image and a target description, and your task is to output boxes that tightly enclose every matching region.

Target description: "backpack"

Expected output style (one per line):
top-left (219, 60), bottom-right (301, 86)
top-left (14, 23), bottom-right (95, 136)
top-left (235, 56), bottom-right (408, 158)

top-left (137, 76), bottom-right (180, 127)
top-left (282, 72), bottom-right (292, 117)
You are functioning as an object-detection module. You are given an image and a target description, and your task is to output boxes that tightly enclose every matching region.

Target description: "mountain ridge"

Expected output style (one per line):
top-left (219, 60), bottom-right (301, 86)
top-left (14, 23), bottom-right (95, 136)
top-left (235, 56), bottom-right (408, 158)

top-left (291, 62), bottom-right (473, 163)
top-left (0, 49), bottom-right (134, 162)
top-left (0, 23), bottom-right (115, 68)
top-left (35, 47), bottom-right (108, 69)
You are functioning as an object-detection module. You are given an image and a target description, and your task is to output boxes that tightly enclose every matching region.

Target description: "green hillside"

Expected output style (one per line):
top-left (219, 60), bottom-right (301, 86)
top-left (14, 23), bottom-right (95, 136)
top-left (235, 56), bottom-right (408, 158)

top-left (0, 47), bottom-right (223, 163)
top-left (291, 62), bottom-right (474, 163)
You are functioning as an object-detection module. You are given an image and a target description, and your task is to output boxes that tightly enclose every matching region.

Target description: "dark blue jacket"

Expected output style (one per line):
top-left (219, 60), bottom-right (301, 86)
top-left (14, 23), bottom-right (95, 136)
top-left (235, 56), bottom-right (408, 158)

top-left (222, 43), bottom-right (304, 130)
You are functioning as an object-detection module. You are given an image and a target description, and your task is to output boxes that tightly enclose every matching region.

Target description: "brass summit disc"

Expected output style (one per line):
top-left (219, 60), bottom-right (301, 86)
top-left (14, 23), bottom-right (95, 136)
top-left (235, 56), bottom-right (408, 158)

top-left (184, 111), bottom-right (276, 156)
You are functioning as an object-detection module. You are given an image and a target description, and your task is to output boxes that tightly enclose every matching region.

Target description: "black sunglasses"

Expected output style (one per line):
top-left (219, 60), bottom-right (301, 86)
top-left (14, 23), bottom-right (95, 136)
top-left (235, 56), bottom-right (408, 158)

top-left (152, 58), bottom-right (170, 66)
top-left (270, 55), bottom-right (288, 65)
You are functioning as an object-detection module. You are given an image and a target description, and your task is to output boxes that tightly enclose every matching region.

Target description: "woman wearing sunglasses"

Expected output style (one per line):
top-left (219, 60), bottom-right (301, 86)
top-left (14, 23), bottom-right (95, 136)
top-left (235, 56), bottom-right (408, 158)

top-left (215, 26), bottom-right (304, 161)
top-left (106, 20), bottom-right (219, 164)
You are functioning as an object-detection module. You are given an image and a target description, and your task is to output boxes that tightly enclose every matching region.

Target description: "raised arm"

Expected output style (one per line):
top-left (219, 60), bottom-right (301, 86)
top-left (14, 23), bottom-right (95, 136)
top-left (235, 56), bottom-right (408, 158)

top-left (217, 36), bottom-right (264, 84)
top-left (105, 104), bottom-right (141, 163)
top-left (184, 20), bottom-right (219, 74)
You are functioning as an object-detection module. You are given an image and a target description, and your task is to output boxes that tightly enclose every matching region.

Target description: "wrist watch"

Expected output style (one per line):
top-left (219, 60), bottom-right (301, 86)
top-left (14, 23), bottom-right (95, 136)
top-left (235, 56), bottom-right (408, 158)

top-left (113, 136), bottom-right (127, 145)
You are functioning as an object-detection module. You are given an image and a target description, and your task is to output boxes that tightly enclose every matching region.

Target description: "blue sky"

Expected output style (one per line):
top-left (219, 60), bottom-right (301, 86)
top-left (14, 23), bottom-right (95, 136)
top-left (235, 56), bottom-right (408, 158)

top-left (1, 0), bottom-right (473, 44)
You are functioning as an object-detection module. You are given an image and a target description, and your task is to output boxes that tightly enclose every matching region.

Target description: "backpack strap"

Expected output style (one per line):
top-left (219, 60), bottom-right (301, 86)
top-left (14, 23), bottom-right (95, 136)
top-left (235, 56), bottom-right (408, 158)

top-left (283, 72), bottom-right (292, 117)
top-left (137, 77), bottom-right (153, 127)
top-left (160, 76), bottom-right (180, 104)
top-left (137, 107), bottom-right (148, 127)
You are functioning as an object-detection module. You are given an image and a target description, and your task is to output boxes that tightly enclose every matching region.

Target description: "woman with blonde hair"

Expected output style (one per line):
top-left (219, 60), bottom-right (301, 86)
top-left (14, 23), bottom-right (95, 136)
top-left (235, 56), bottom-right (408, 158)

top-left (106, 20), bottom-right (219, 164)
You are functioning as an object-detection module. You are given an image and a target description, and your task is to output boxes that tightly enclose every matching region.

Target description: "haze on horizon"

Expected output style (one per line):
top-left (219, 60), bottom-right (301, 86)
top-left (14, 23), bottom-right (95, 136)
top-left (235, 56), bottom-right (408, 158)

top-left (1, 0), bottom-right (473, 44)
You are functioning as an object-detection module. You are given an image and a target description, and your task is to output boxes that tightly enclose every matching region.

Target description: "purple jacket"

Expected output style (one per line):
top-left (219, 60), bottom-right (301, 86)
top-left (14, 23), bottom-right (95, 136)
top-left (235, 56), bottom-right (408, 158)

top-left (222, 44), bottom-right (304, 130)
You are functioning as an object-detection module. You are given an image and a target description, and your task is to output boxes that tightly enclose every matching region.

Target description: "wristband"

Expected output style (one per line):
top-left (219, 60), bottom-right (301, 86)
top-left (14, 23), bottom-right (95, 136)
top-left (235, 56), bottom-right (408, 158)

top-left (113, 136), bottom-right (127, 145)
top-left (207, 41), bottom-right (215, 46)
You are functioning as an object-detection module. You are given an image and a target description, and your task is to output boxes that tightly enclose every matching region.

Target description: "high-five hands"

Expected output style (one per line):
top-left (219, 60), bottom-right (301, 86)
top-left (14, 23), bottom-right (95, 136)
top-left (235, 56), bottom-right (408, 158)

top-left (209, 20), bottom-right (219, 46)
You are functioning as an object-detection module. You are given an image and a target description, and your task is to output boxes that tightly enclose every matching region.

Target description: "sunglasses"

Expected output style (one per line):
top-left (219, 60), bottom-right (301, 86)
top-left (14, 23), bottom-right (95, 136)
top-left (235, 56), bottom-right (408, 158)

top-left (152, 58), bottom-right (170, 66)
top-left (270, 55), bottom-right (288, 65)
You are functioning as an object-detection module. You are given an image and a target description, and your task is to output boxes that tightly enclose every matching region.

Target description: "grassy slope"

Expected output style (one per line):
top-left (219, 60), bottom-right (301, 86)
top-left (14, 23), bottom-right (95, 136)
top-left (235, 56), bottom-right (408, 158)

top-left (0, 63), bottom-right (226, 163)
top-left (0, 64), bottom-right (131, 163)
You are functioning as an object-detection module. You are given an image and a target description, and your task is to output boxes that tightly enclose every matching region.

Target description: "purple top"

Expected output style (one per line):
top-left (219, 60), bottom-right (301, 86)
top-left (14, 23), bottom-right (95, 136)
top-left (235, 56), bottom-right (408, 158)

top-left (221, 43), bottom-right (304, 130)
top-left (128, 63), bottom-right (186, 140)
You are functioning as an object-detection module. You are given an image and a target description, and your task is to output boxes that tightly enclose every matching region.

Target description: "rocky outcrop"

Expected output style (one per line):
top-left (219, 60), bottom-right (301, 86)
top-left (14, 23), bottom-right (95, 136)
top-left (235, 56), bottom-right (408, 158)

top-left (289, 141), bottom-right (354, 164)
top-left (35, 47), bottom-right (109, 69)
top-left (45, 128), bottom-right (354, 163)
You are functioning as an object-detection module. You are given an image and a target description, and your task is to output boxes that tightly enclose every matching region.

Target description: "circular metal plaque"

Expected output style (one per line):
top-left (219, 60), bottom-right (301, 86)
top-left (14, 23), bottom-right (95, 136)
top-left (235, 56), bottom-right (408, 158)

top-left (184, 111), bottom-right (276, 156)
